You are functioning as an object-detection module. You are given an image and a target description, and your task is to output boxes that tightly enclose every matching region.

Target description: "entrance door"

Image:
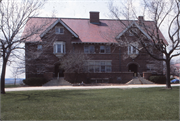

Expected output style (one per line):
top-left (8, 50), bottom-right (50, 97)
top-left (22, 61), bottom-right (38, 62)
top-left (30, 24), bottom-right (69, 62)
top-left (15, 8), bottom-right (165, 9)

top-left (128, 64), bottom-right (138, 76)
top-left (54, 64), bottom-right (64, 77)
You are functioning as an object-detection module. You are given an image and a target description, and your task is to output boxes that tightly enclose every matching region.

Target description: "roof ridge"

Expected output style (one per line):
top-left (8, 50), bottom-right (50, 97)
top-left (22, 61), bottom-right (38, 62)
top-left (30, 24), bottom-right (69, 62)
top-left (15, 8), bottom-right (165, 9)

top-left (28, 17), bottom-right (154, 22)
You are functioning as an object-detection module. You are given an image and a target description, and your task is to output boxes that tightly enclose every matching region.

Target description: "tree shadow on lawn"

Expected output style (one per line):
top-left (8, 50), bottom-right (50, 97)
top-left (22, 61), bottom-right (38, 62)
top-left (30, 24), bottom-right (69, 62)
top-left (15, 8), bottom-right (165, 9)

top-left (4, 90), bottom-right (95, 102)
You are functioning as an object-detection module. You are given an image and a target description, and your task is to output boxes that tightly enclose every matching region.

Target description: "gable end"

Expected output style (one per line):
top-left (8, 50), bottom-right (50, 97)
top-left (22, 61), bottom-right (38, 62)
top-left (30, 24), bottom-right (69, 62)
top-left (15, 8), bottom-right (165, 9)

top-left (40, 18), bottom-right (79, 38)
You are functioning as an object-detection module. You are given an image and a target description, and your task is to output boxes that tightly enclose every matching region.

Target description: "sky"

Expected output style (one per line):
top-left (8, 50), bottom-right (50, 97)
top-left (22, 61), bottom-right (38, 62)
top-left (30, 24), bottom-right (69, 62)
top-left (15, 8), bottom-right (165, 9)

top-left (3, 0), bottom-right (180, 78)
top-left (40, 0), bottom-right (113, 19)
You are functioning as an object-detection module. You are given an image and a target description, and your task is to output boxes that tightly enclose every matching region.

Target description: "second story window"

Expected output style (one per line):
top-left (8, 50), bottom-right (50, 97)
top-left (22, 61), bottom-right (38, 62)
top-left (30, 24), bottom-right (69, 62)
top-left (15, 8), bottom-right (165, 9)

top-left (84, 45), bottom-right (95, 54)
top-left (53, 42), bottom-right (66, 54)
top-left (128, 45), bottom-right (139, 55)
top-left (55, 26), bottom-right (64, 34)
top-left (100, 45), bottom-right (111, 54)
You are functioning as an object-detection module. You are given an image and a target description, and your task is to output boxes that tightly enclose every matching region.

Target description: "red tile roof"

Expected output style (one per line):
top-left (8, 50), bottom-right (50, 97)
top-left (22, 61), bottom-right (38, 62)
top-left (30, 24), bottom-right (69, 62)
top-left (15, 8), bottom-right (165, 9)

top-left (23, 17), bottom-right (167, 44)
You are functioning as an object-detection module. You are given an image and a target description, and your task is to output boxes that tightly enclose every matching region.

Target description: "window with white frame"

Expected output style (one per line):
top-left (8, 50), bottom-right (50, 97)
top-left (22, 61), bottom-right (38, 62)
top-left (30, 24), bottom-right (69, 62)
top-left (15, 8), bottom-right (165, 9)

top-left (128, 45), bottom-right (139, 55)
top-left (84, 45), bottom-right (95, 54)
top-left (55, 26), bottom-right (64, 34)
top-left (53, 42), bottom-right (66, 54)
top-left (87, 60), bottom-right (112, 73)
top-left (100, 45), bottom-right (111, 54)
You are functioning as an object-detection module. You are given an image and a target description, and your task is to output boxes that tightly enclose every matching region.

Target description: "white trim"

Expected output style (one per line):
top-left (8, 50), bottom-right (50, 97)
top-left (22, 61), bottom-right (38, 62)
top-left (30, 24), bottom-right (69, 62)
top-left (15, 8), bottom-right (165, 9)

top-left (87, 60), bottom-right (112, 73)
top-left (40, 18), bottom-right (79, 38)
top-left (116, 21), bottom-right (151, 40)
top-left (53, 41), bottom-right (66, 54)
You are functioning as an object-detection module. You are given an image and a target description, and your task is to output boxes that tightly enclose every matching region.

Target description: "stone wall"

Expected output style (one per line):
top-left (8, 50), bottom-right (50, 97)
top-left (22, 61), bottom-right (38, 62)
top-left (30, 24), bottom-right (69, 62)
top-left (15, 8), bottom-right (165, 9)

top-left (64, 72), bottom-right (134, 84)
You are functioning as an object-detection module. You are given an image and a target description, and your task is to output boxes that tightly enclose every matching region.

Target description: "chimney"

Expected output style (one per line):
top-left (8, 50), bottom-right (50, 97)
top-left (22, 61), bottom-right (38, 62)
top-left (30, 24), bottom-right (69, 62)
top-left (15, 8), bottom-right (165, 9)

top-left (90, 12), bottom-right (100, 24)
top-left (138, 16), bottom-right (144, 26)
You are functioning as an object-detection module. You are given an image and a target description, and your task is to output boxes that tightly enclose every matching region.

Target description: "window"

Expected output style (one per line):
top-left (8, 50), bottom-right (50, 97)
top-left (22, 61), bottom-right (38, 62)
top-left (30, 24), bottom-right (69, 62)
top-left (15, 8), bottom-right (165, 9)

top-left (53, 42), bottom-right (66, 54)
top-left (37, 45), bottom-right (42, 50)
top-left (100, 45), bottom-right (111, 54)
top-left (87, 60), bottom-right (112, 73)
top-left (128, 45), bottom-right (139, 55)
top-left (55, 26), bottom-right (64, 34)
top-left (84, 45), bottom-right (95, 54)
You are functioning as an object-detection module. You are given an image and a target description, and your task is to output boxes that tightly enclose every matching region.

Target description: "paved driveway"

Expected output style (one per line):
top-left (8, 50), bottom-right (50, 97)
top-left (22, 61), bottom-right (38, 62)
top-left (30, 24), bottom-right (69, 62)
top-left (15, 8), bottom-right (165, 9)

top-left (5, 84), bottom-right (180, 92)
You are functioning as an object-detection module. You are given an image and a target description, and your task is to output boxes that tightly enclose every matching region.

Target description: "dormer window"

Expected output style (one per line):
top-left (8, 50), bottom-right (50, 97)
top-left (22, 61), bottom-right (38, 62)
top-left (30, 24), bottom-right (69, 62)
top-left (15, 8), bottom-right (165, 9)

top-left (55, 26), bottom-right (64, 34)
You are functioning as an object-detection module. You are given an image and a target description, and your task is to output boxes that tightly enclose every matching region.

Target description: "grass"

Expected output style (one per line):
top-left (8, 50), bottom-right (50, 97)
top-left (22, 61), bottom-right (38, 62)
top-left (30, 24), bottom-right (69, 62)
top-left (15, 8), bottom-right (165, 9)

top-left (1, 87), bottom-right (179, 120)
top-left (5, 85), bottom-right (23, 88)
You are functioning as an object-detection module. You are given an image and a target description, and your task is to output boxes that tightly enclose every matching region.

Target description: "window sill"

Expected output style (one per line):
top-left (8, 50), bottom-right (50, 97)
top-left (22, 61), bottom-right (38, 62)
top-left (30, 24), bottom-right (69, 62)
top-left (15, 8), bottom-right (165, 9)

top-left (99, 53), bottom-right (111, 54)
top-left (53, 53), bottom-right (66, 58)
top-left (55, 33), bottom-right (64, 35)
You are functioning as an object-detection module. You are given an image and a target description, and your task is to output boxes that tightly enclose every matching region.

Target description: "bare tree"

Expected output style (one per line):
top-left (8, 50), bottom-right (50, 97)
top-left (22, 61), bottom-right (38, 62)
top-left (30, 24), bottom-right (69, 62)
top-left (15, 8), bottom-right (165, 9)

top-left (109, 0), bottom-right (180, 88)
top-left (0, 0), bottom-right (47, 94)
top-left (60, 51), bottom-right (90, 73)
top-left (60, 51), bottom-right (90, 83)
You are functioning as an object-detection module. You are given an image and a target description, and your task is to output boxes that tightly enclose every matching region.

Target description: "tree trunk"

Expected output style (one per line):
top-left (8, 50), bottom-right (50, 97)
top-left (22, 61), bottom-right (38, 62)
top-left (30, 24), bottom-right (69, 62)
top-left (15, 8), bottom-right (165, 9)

top-left (165, 60), bottom-right (172, 89)
top-left (1, 59), bottom-right (7, 94)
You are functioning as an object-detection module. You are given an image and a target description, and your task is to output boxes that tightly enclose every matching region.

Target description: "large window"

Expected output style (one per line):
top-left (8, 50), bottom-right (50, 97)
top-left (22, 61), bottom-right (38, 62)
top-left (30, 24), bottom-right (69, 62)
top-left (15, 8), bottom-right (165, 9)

top-left (53, 42), bottom-right (66, 54)
top-left (128, 45), bottom-right (139, 55)
top-left (100, 45), bottom-right (111, 54)
top-left (55, 26), bottom-right (64, 34)
top-left (84, 45), bottom-right (95, 54)
top-left (87, 60), bottom-right (112, 73)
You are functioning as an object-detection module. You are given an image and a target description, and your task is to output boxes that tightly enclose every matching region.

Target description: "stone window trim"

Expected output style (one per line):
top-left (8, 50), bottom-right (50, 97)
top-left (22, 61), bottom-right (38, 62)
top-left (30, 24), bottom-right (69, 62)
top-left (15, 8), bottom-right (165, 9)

top-left (99, 45), bottom-right (111, 54)
top-left (84, 45), bottom-right (95, 54)
top-left (128, 45), bottom-right (139, 55)
top-left (53, 41), bottom-right (66, 54)
top-left (55, 26), bottom-right (64, 34)
top-left (87, 60), bottom-right (112, 73)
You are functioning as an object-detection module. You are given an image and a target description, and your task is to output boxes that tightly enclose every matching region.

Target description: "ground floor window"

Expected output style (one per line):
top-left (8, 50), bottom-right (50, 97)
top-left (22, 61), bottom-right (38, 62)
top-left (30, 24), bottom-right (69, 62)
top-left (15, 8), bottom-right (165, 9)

top-left (87, 60), bottom-right (112, 73)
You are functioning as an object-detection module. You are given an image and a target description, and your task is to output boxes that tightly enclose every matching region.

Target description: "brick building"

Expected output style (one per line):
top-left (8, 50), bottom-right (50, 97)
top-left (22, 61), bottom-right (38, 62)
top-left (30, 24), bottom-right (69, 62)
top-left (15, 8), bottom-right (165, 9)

top-left (23, 12), bottom-right (166, 84)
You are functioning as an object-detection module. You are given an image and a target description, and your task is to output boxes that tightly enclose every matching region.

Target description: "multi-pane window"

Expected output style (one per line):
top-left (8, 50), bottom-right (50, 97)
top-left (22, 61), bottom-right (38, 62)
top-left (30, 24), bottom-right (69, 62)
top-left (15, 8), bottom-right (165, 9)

top-left (100, 45), bottom-right (111, 54)
top-left (84, 45), bottom-right (95, 54)
top-left (87, 60), bottom-right (112, 73)
top-left (128, 45), bottom-right (139, 55)
top-left (55, 26), bottom-right (64, 34)
top-left (53, 42), bottom-right (66, 54)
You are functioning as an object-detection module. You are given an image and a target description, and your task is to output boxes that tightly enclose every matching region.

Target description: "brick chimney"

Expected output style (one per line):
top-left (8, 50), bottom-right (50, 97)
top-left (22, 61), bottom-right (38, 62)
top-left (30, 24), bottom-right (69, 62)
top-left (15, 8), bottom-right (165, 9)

top-left (90, 12), bottom-right (100, 24)
top-left (138, 16), bottom-right (144, 26)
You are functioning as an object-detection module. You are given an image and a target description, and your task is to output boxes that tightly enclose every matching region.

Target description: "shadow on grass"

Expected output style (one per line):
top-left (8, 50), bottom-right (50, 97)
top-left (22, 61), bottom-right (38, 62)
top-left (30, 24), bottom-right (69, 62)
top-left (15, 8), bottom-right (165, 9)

top-left (5, 90), bottom-right (94, 102)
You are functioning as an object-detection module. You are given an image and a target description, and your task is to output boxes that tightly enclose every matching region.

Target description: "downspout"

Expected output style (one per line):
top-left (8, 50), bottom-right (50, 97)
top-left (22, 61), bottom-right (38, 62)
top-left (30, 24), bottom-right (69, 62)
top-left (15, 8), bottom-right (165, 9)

top-left (119, 48), bottom-right (121, 72)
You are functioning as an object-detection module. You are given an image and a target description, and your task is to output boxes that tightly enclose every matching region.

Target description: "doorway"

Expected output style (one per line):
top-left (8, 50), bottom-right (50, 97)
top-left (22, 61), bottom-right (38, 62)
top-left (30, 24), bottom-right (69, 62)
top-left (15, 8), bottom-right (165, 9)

top-left (128, 64), bottom-right (138, 77)
top-left (54, 64), bottom-right (65, 77)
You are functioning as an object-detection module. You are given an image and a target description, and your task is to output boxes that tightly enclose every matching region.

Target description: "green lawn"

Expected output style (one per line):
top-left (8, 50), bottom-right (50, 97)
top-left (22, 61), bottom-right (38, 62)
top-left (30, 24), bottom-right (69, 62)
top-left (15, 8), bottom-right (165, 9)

top-left (5, 85), bottom-right (23, 88)
top-left (1, 87), bottom-right (179, 120)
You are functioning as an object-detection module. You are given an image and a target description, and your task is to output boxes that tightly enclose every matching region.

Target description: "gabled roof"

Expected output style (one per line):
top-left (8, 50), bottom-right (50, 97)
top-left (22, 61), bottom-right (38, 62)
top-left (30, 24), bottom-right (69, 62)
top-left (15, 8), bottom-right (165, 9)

top-left (115, 21), bottom-right (151, 40)
top-left (40, 18), bottom-right (79, 38)
top-left (23, 17), bottom-right (167, 44)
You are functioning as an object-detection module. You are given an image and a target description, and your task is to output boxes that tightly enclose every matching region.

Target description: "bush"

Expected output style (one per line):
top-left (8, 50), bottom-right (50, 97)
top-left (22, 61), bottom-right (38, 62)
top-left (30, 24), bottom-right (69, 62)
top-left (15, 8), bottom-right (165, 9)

top-left (23, 77), bottom-right (49, 86)
top-left (149, 76), bottom-right (166, 84)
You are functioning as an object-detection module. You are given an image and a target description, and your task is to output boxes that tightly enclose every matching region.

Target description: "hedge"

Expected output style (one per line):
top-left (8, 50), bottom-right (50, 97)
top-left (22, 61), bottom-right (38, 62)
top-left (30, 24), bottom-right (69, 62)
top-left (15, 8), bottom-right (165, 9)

top-left (149, 76), bottom-right (166, 84)
top-left (23, 77), bottom-right (49, 86)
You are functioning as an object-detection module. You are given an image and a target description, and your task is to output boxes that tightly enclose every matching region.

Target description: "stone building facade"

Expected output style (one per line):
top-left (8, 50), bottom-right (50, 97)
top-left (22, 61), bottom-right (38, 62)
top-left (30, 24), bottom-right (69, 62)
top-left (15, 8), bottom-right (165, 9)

top-left (24, 12), bottom-right (165, 83)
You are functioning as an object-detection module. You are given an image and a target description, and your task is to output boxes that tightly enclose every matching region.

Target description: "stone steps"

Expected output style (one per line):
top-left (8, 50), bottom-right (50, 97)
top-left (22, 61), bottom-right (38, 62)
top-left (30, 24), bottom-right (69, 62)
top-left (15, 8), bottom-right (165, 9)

top-left (126, 77), bottom-right (154, 84)
top-left (43, 77), bottom-right (72, 86)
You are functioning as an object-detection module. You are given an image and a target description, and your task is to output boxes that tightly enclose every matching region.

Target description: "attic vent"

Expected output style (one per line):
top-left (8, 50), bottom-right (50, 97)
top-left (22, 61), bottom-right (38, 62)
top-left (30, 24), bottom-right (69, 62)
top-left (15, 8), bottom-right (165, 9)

top-left (90, 12), bottom-right (100, 24)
